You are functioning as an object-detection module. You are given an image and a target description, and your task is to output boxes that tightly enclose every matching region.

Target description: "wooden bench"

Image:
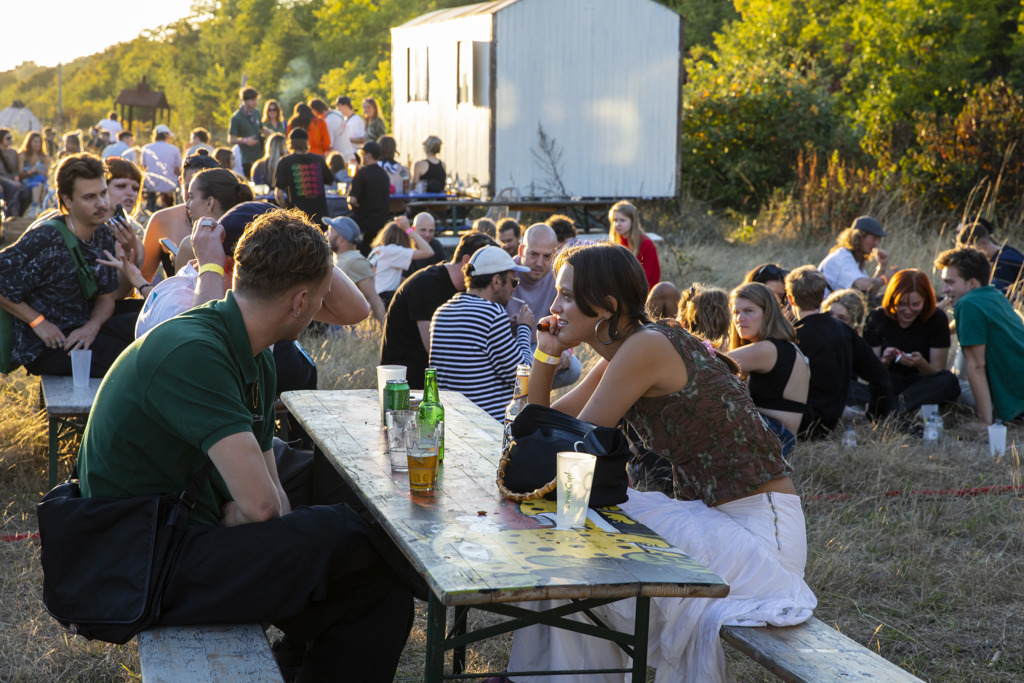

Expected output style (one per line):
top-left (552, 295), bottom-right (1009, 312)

top-left (721, 617), bottom-right (923, 682)
top-left (137, 624), bottom-right (283, 682)
top-left (39, 375), bottom-right (100, 488)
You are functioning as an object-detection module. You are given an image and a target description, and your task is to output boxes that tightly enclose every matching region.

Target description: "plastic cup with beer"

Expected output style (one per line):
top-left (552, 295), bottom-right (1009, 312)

top-left (406, 419), bottom-right (443, 493)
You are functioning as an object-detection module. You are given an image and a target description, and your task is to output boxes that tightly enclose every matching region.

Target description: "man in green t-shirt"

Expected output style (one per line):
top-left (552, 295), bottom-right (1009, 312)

top-left (228, 87), bottom-right (263, 178)
top-left (936, 246), bottom-right (1024, 427)
top-left (78, 208), bottom-right (413, 682)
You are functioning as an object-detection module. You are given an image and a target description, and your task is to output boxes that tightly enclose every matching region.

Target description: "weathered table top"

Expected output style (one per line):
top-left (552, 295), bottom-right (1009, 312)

top-left (40, 375), bottom-right (100, 415)
top-left (281, 389), bottom-right (729, 607)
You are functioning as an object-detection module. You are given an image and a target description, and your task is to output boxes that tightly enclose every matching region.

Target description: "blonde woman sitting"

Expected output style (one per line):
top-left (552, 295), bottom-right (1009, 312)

top-left (726, 282), bottom-right (809, 455)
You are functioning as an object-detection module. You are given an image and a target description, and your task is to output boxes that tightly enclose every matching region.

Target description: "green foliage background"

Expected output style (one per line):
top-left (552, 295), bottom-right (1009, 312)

top-left (1, 0), bottom-right (1020, 219)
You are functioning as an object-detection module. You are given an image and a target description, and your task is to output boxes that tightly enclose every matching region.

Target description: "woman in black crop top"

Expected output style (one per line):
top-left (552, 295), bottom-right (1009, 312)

top-left (726, 282), bottom-right (809, 454)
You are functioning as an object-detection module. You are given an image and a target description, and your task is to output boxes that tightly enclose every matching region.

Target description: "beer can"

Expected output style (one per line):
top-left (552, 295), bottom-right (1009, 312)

top-left (383, 379), bottom-right (411, 421)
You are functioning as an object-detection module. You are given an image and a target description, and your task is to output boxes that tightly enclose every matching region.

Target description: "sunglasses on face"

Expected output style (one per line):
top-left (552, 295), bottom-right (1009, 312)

top-left (509, 277), bottom-right (519, 288)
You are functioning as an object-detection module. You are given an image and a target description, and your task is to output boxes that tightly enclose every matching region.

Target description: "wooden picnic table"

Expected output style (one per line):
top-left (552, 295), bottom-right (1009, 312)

top-left (280, 388), bottom-right (728, 681)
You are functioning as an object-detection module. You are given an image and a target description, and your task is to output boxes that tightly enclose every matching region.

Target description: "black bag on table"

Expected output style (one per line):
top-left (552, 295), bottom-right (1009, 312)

top-left (496, 403), bottom-right (631, 507)
top-left (36, 462), bottom-right (213, 644)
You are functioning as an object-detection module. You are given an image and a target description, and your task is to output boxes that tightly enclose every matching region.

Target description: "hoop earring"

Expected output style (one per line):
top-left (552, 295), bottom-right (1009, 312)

top-left (594, 317), bottom-right (614, 345)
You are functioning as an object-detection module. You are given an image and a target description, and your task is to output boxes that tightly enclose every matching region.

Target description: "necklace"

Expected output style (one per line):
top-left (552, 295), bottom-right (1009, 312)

top-left (65, 215), bottom-right (94, 245)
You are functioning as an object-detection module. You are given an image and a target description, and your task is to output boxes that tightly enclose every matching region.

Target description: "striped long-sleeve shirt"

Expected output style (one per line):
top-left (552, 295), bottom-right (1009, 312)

top-left (429, 292), bottom-right (533, 420)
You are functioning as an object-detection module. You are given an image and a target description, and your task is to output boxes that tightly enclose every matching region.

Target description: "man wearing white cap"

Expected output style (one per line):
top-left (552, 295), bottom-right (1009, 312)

top-left (429, 246), bottom-right (535, 419)
top-left (140, 124), bottom-right (181, 212)
top-left (323, 215), bottom-right (386, 322)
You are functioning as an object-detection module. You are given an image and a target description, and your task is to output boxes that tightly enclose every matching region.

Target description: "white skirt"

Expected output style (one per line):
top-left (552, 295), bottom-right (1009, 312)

top-left (507, 488), bottom-right (817, 683)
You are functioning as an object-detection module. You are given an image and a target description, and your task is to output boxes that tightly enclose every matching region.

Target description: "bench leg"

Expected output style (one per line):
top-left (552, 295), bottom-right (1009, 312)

top-left (48, 416), bottom-right (59, 488)
top-left (425, 592), bottom-right (447, 683)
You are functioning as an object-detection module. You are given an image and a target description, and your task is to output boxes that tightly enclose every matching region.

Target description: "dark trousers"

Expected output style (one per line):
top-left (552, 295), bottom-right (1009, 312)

top-left (891, 369), bottom-right (960, 414)
top-left (25, 311), bottom-right (137, 377)
top-left (157, 504), bottom-right (414, 682)
top-left (0, 177), bottom-right (29, 215)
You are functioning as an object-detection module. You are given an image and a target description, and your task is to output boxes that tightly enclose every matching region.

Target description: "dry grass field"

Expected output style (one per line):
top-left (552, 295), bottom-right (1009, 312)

top-left (2, 207), bottom-right (1023, 681)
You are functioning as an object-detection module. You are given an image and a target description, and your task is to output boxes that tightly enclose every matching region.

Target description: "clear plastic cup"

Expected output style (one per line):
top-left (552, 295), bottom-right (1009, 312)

top-left (988, 423), bottom-right (1007, 457)
top-left (71, 349), bottom-right (92, 388)
top-left (385, 410), bottom-right (417, 472)
top-left (556, 452), bottom-right (597, 528)
top-left (406, 420), bottom-right (443, 493)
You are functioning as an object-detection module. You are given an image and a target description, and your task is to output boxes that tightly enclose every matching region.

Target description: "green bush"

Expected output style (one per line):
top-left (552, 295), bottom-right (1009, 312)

top-left (680, 56), bottom-right (845, 212)
top-left (902, 79), bottom-right (1024, 215)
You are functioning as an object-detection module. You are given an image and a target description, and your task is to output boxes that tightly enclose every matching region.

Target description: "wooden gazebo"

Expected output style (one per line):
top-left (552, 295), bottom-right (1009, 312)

top-left (114, 77), bottom-right (171, 133)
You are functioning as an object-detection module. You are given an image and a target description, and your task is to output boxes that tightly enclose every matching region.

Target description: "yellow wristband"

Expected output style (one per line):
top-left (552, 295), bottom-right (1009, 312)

top-left (533, 348), bottom-right (560, 366)
top-left (198, 262), bottom-right (225, 278)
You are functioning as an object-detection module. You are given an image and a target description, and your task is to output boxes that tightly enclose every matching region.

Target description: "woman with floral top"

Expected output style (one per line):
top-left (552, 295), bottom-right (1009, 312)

top-left (507, 243), bottom-right (815, 683)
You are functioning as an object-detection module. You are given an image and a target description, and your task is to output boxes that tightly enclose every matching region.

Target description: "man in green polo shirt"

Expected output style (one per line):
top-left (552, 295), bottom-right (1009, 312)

top-left (78, 208), bottom-right (413, 682)
top-left (228, 86), bottom-right (263, 178)
top-left (936, 246), bottom-right (1024, 428)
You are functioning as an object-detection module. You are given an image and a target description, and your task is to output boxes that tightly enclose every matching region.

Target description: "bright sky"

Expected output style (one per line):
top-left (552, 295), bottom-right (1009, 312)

top-left (0, 1), bottom-right (196, 73)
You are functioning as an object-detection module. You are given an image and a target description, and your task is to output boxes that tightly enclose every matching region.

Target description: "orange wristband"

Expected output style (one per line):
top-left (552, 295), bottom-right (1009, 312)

top-left (29, 314), bottom-right (45, 329)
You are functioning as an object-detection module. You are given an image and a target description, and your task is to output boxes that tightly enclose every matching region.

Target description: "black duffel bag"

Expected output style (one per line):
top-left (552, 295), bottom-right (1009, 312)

top-left (36, 463), bottom-right (212, 644)
top-left (496, 403), bottom-right (631, 507)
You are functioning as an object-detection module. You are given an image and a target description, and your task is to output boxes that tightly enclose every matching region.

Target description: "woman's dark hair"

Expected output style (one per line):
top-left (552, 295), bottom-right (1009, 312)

top-left (190, 168), bottom-right (254, 213)
top-left (379, 135), bottom-right (397, 162)
top-left (743, 263), bottom-right (788, 286)
top-left (214, 147), bottom-right (233, 170)
top-left (554, 243), bottom-right (651, 343)
top-left (288, 103), bottom-right (313, 132)
top-left (881, 269), bottom-right (937, 323)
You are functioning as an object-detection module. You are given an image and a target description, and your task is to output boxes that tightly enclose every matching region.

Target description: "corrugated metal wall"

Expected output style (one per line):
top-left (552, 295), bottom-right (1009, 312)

top-left (391, 14), bottom-right (493, 191)
top-left (392, 0), bottom-right (680, 199)
top-left (494, 0), bottom-right (680, 198)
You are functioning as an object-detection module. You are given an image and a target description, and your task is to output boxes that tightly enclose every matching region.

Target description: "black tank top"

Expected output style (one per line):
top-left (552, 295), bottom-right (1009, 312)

top-left (748, 338), bottom-right (805, 413)
top-left (421, 159), bottom-right (446, 193)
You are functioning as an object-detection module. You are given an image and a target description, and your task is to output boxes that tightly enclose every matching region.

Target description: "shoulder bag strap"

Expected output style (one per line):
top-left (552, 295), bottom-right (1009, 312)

top-left (44, 219), bottom-right (99, 300)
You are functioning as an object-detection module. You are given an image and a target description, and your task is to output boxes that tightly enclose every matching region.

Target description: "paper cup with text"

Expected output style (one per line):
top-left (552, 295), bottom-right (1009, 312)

top-left (556, 452), bottom-right (596, 528)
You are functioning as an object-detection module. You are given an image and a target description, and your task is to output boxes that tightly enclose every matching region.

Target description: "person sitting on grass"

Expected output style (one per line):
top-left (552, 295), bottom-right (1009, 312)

top-left (955, 218), bottom-right (1024, 299)
top-left (743, 262), bottom-right (789, 310)
top-left (786, 266), bottom-right (890, 437)
top-left (935, 246), bottom-right (1024, 429)
top-left (823, 287), bottom-right (868, 334)
top-left (507, 242), bottom-right (815, 682)
top-left (676, 282), bottom-right (731, 350)
top-left (862, 269), bottom-right (959, 416)
top-left (727, 282), bottom-right (810, 455)
top-left (817, 215), bottom-right (890, 297)
top-left (645, 281), bottom-right (681, 319)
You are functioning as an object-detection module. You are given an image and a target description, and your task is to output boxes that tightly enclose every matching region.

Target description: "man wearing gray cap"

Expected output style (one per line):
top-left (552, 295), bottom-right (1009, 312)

top-left (429, 246), bottom-right (535, 419)
top-left (323, 215), bottom-right (386, 322)
top-left (818, 215), bottom-right (890, 295)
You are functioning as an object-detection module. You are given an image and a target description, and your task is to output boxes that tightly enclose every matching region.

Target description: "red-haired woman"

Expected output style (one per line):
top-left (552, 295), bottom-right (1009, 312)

top-left (863, 269), bottom-right (959, 413)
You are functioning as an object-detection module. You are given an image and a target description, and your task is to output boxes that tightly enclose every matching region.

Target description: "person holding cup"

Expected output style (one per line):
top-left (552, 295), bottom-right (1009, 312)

top-left (507, 242), bottom-right (816, 682)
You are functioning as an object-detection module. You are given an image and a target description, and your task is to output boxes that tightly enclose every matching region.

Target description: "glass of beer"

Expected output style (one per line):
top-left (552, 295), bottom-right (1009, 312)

top-left (406, 419), bottom-right (443, 493)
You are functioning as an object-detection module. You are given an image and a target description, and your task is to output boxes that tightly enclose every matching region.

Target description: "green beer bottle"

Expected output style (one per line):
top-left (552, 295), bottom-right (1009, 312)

top-left (419, 368), bottom-right (445, 462)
